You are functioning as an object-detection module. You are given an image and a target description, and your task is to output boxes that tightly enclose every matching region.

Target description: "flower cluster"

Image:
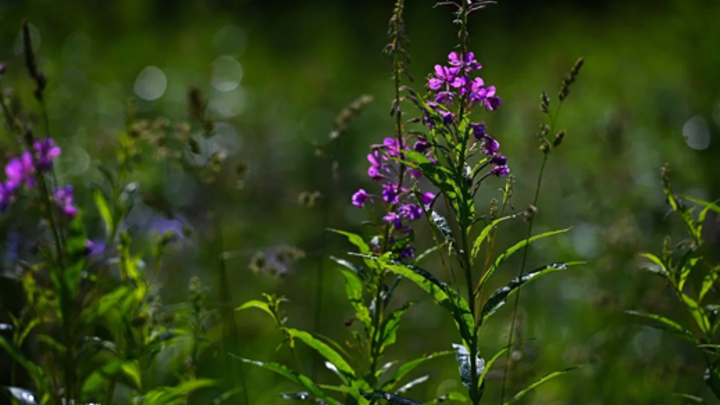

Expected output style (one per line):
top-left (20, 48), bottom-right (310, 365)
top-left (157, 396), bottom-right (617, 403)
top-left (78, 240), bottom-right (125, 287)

top-left (426, 52), bottom-right (510, 177)
top-left (352, 137), bottom-right (435, 259)
top-left (0, 138), bottom-right (77, 217)
top-left (428, 52), bottom-right (501, 111)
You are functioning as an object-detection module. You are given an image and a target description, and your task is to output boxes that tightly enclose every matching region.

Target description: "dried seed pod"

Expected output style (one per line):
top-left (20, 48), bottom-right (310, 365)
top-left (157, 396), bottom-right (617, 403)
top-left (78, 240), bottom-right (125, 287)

top-left (553, 129), bottom-right (566, 147)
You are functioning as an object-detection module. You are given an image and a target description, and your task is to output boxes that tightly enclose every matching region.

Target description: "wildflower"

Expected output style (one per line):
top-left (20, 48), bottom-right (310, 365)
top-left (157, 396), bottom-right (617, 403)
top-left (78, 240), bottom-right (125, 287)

top-left (448, 51), bottom-right (482, 71)
top-left (439, 110), bottom-right (455, 125)
top-left (414, 137), bottom-right (431, 153)
top-left (419, 192), bottom-right (435, 206)
top-left (381, 184), bottom-right (400, 204)
top-left (383, 211), bottom-right (403, 229)
top-left (490, 155), bottom-right (510, 177)
top-left (470, 123), bottom-right (486, 138)
top-left (383, 137), bottom-right (403, 157)
top-left (33, 138), bottom-right (61, 171)
top-left (428, 65), bottom-right (460, 91)
top-left (399, 203), bottom-right (422, 221)
top-left (5, 152), bottom-right (35, 191)
top-left (54, 185), bottom-right (78, 218)
top-left (482, 135), bottom-right (500, 156)
top-left (0, 183), bottom-right (13, 211)
top-left (85, 240), bottom-right (106, 257)
top-left (352, 189), bottom-right (370, 208)
top-left (400, 245), bottom-right (415, 259)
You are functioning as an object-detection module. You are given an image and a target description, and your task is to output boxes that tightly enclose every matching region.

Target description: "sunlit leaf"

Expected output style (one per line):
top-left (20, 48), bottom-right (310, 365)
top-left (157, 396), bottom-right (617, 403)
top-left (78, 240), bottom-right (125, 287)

top-left (395, 375), bottom-right (429, 395)
top-left (453, 344), bottom-right (484, 402)
top-left (424, 391), bottom-right (468, 404)
top-left (138, 379), bottom-right (215, 405)
top-left (328, 229), bottom-right (371, 255)
top-left (94, 188), bottom-right (114, 237)
top-left (236, 300), bottom-right (277, 323)
top-left (626, 311), bottom-right (696, 342)
top-left (502, 366), bottom-right (582, 405)
top-left (335, 266), bottom-right (372, 330)
top-left (480, 262), bottom-right (583, 325)
top-left (286, 329), bottom-right (355, 379)
top-left (383, 351), bottom-right (453, 390)
top-left (470, 215), bottom-right (520, 263)
top-left (478, 228), bottom-right (572, 289)
top-left (380, 302), bottom-right (414, 353)
top-left (679, 257), bottom-right (701, 291)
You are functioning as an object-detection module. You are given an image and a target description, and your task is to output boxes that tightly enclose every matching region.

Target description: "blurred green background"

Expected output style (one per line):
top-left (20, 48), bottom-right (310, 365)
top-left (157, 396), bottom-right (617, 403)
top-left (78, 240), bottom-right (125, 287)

top-left (1, 0), bottom-right (720, 403)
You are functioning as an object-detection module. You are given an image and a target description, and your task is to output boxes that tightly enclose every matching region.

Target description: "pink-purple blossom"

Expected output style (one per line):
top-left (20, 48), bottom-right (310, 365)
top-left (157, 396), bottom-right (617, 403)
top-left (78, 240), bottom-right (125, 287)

top-left (33, 138), bottom-right (61, 172)
top-left (352, 189), bottom-right (370, 208)
top-left (54, 185), bottom-right (78, 218)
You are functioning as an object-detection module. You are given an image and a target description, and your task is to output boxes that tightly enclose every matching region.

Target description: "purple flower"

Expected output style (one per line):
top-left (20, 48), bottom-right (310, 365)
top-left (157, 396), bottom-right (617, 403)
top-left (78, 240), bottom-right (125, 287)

top-left (490, 165), bottom-right (510, 177)
top-left (470, 123), bottom-right (486, 139)
top-left (491, 154), bottom-right (508, 166)
top-left (0, 182), bottom-right (13, 211)
top-left (399, 204), bottom-right (423, 221)
top-left (352, 189), bottom-right (370, 208)
top-left (54, 185), bottom-right (78, 218)
top-left (414, 138), bottom-right (431, 153)
top-left (5, 152), bottom-right (36, 191)
top-left (439, 110), bottom-right (455, 125)
top-left (419, 192), bottom-right (435, 206)
top-left (33, 138), bottom-right (61, 172)
top-left (434, 91), bottom-right (455, 105)
top-left (85, 240), bottom-right (106, 257)
top-left (448, 51), bottom-right (482, 71)
top-left (381, 184), bottom-right (400, 204)
top-left (429, 65), bottom-right (460, 90)
top-left (383, 211), bottom-right (403, 229)
top-left (401, 245), bottom-right (415, 259)
top-left (383, 137), bottom-right (403, 157)
top-left (482, 134), bottom-right (500, 156)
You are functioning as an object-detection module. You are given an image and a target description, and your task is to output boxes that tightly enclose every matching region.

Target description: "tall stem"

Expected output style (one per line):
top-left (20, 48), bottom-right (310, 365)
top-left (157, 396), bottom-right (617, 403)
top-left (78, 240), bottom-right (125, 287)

top-left (499, 154), bottom-right (548, 402)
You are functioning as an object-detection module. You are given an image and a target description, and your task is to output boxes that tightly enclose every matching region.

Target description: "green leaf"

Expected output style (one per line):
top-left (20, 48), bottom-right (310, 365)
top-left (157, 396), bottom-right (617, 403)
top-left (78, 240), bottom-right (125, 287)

top-left (700, 266), bottom-right (720, 302)
top-left (328, 229), bottom-right (371, 255)
top-left (286, 329), bottom-right (355, 379)
top-left (453, 344), bottom-right (484, 402)
top-left (478, 347), bottom-right (509, 388)
top-left (0, 337), bottom-right (49, 395)
top-left (706, 361), bottom-right (720, 401)
top-left (470, 215), bottom-right (520, 263)
top-left (679, 257), bottom-right (701, 291)
top-left (234, 356), bottom-right (339, 405)
top-left (138, 379), bottom-right (216, 405)
top-left (480, 262), bottom-right (583, 326)
top-left (681, 293), bottom-right (711, 334)
top-left (363, 392), bottom-right (423, 405)
top-left (94, 188), bottom-right (114, 237)
top-left (478, 228), bottom-right (572, 289)
top-left (336, 266), bottom-right (372, 331)
top-left (424, 391), bottom-right (468, 404)
top-left (380, 258), bottom-right (474, 347)
top-left (639, 253), bottom-right (670, 278)
top-left (431, 211), bottom-right (456, 252)
top-left (502, 366), bottom-right (582, 405)
top-left (236, 300), bottom-right (277, 323)
top-left (383, 351), bottom-right (453, 390)
top-left (414, 244), bottom-right (443, 265)
top-left (380, 302), bottom-right (414, 353)
top-left (3, 387), bottom-right (39, 404)
top-left (674, 393), bottom-right (706, 403)
top-left (330, 256), bottom-right (365, 279)
top-left (626, 311), bottom-right (696, 342)
top-left (395, 375), bottom-right (429, 395)
top-left (121, 360), bottom-right (143, 391)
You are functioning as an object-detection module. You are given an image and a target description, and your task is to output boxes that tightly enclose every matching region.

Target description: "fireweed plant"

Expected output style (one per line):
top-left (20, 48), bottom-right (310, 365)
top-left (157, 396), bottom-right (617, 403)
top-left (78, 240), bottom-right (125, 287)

top-left (236, 1), bottom-right (585, 405)
top-left (0, 21), bottom-right (248, 405)
top-left (630, 166), bottom-right (720, 402)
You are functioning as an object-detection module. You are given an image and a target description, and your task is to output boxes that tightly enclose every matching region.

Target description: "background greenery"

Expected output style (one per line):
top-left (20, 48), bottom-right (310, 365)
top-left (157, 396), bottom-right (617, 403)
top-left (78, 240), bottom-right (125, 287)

top-left (1, 0), bottom-right (719, 403)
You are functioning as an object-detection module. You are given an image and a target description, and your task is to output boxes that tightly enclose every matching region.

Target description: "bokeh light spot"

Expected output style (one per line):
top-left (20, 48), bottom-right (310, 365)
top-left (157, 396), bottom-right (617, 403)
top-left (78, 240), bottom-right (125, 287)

top-left (682, 115), bottom-right (710, 150)
top-left (211, 55), bottom-right (243, 92)
top-left (134, 66), bottom-right (167, 101)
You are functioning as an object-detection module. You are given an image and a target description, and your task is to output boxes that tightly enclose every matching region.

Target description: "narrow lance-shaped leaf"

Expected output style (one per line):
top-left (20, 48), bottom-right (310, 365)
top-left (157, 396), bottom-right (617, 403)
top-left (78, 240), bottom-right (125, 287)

top-left (478, 347), bottom-right (509, 388)
top-left (700, 265), bottom-right (720, 303)
top-left (639, 253), bottom-right (670, 279)
top-left (363, 392), bottom-right (424, 405)
top-left (94, 188), bottom-right (113, 237)
top-left (453, 344), bottom-right (484, 403)
top-left (625, 311), bottom-right (697, 343)
top-left (706, 361), bottom-right (720, 400)
top-left (470, 215), bottom-right (520, 263)
top-left (424, 391), bottom-right (468, 404)
top-left (232, 356), bottom-right (339, 405)
top-left (681, 293), bottom-right (711, 335)
top-left (3, 387), bottom-right (39, 405)
top-left (478, 228), bottom-right (572, 290)
top-left (379, 302), bottom-right (414, 353)
top-left (335, 266), bottom-right (372, 331)
top-left (394, 375), bottom-right (429, 395)
top-left (236, 300), bottom-right (277, 324)
top-left (383, 351), bottom-right (453, 390)
top-left (502, 366), bottom-right (582, 405)
top-left (286, 329), bottom-right (355, 379)
top-left (378, 257), bottom-right (475, 347)
top-left (480, 262), bottom-right (584, 326)
top-left (431, 211), bottom-right (456, 253)
top-left (679, 257), bottom-right (701, 291)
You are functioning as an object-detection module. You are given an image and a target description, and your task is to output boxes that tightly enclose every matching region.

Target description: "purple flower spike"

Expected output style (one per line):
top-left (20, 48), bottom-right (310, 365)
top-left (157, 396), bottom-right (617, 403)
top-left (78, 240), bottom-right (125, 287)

top-left (491, 154), bottom-right (508, 166)
top-left (352, 189), bottom-right (370, 208)
top-left (0, 182), bottom-right (13, 211)
top-left (429, 65), bottom-right (460, 90)
top-left (399, 204), bottom-right (423, 221)
top-left (401, 245), bottom-right (415, 259)
top-left (419, 192), bottom-right (435, 206)
top-left (383, 211), bottom-right (403, 229)
top-left (414, 137), bottom-right (431, 153)
top-left (435, 91), bottom-right (455, 105)
top-left (381, 184), bottom-right (400, 204)
top-left (482, 134), bottom-right (500, 156)
top-left (33, 138), bottom-right (61, 171)
top-left (54, 185), bottom-right (78, 218)
top-left (490, 165), bottom-right (510, 177)
top-left (5, 152), bottom-right (36, 191)
top-left (439, 110), bottom-right (455, 125)
top-left (448, 51), bottom-right (482, 71)
top-left (484, 95), bottom-right (502, 111)
top-left (470, 123), bottom-right (486, 139)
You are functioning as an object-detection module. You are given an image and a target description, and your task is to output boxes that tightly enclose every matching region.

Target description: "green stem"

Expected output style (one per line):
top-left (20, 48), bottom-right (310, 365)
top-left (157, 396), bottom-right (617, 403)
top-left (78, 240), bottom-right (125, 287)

top-left (499, 154), bottom-right (548, 403)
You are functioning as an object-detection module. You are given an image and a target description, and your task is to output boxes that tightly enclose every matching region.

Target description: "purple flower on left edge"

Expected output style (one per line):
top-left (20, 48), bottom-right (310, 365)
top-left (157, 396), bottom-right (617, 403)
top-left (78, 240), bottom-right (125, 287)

top-left (33, 138), bottom-right (61, 171)
top-left (352, 189), bottom-right (370, 208)
top-left (5, 152), bottom-right (36, 191)
top-left (54, 185), bottom-right (78, 218)
top-left (0, 183), bottom-right (13, 211)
